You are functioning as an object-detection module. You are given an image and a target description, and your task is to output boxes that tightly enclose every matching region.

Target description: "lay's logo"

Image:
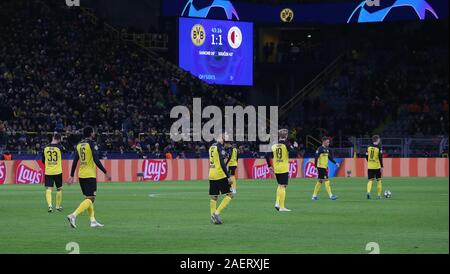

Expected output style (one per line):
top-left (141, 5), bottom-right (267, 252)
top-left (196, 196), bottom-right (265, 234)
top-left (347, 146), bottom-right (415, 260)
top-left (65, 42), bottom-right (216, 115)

top-left (15, 161), bottom-right (44, 184)
top-left (304, 161), bottom-right (318, 178)
top-left (253, 164), bottom-right (271, 179)
top-left (0, 162), bottom-right (6, 184)
top-left (247, 158), bottom-right (271, 179)
top-left (245, 158), bottom-right (301, 180)
top-left (142, 160), bottom-right (168, 181)
top-left (288, 160), bottom-right (299, 178)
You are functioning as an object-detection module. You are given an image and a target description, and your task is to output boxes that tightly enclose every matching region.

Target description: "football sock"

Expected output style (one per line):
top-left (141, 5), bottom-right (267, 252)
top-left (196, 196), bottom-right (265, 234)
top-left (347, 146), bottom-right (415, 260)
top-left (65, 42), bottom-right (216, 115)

top-left (276, 185), bottom-right (281, 205)
top-left (313, 182), bottom-right (321, 197)
top-left (210, 199), bottom-right (217, 215)
top-left (56, 190), bottom-right (62, 208)
top-left (45, 189), bottom-right (52, 207)
top-left (231, 176), bottom-right (237, 191)
top-left (367, 180), bottom-right (373, 193)
top-left (279, 187), bottom-right (286, 208)
top-left (73, 199), bottom-right (92, 217)
top-left (216, 196), bottom-right (232, 214)
top-left (377, 179), bottom-right (382, 196)
top-left (87, 204), bottom-right (95, 222)
top-left (325, 180), bottom-right (333, 197)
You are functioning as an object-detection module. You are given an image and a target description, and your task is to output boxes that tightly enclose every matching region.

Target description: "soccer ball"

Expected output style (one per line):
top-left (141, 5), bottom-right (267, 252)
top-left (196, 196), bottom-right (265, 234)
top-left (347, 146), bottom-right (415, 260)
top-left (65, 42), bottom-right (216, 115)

top-left (347, 0), bottom-right (439, 23)
top-left (384, 190), bottom-right (392, 199)
top-left (181, 0), bottom-right (239, 20)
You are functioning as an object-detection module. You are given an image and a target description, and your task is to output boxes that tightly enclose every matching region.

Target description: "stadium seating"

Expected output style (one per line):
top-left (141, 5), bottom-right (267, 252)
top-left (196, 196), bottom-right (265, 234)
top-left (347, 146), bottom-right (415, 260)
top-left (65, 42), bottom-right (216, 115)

top-left (0, 0), bottom-right (243, 155)
top-left (0, 0), bottom-right (448, 158)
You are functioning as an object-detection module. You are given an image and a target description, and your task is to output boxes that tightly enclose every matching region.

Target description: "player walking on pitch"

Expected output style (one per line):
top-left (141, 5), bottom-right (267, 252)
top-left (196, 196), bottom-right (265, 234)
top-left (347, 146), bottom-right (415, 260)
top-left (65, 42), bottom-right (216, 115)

top-left (265, 129), bottom-right (293, 212)
top-left (42, 133), bottom-right (65, 213)
top-left (226, 142), bottom-right (238, 194)
top-left (366, 135), bottom-right (384, 199)
top-left (209, 132), bottom-right (234, 225)
top-left (66, 127), bottom-right (111, 228)
top-left (311, 137), bottom-right (339, 200)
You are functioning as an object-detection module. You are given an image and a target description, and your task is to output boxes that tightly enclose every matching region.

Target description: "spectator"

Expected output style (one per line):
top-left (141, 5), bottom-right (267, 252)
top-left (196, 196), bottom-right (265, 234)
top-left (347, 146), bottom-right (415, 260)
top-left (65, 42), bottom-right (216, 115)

top-left (2, 150), bottom-right (12, 160)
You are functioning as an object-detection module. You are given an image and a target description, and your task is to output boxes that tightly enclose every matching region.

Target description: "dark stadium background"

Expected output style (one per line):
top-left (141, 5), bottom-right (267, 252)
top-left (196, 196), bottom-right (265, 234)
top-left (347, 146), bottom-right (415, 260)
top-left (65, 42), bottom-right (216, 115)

top-left (0, 0), bottom-right (448, 160)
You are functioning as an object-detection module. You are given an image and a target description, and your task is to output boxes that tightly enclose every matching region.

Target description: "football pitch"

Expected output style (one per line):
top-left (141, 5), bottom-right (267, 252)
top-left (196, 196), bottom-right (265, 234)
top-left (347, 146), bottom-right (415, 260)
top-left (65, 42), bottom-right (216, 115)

top-left (0, 177), bottom-right (448, 254)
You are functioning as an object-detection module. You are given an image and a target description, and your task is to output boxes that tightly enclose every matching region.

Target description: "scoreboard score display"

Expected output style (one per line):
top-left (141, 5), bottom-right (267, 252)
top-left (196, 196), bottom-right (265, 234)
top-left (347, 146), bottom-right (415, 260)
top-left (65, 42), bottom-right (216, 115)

top-left (178, 17), bottom-right (253, 86)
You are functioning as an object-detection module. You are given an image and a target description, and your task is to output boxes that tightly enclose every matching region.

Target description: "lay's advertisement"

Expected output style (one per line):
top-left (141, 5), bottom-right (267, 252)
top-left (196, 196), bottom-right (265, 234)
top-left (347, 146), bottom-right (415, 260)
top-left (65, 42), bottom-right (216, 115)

top-left (0, 158), bottom-right (448, 184)
top-left (302, 158), bottom-right (344, 179)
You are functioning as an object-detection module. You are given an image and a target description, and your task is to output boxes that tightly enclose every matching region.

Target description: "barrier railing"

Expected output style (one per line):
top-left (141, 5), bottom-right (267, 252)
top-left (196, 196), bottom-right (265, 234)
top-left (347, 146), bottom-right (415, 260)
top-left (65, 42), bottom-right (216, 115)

top-left (353, 137), bottom-right (449, 158)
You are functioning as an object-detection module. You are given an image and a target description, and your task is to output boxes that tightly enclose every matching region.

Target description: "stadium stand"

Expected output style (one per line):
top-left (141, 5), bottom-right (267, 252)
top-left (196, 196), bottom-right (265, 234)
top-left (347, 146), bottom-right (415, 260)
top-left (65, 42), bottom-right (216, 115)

top-left (0, 0), bottom-right (448, 158)
top-left (0, 0), bottom-right (244, 156)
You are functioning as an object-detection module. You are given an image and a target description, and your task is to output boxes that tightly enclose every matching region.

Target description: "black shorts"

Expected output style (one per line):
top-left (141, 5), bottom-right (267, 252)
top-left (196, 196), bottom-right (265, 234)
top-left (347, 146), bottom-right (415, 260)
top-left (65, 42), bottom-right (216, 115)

top-left (317, 168), bottom-right (328, 180)
top-left (275, 172), bottom-right (289, 186)
top-left (368, 169), bottom-right (382, 180)
top-left (44, 174), bottom-right (63, 188)
top-left (79, 178), bottom-right (97, 197)
top-left (228, 166), bottom-right (237, 176)
top-left (209, 178), bottom-right (231, 196)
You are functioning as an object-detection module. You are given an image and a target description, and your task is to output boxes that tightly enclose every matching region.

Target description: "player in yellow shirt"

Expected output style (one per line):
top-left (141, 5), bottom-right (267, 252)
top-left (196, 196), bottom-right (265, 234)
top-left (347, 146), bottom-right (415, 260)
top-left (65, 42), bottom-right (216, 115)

top-left (209, 132), bottom-right (233, 225)
top-left (66, 126), bottom-right (111, 228)
top-left (312, 137), bottom-right (340, 201)
top-left (42, 133), bottom-right (64, 213)
top-left (265, 129), bottom-right (293, 212)
top-left (366, 135), bottom-right (384, 199)
top-left (226, 143), bottom-right (238, 194)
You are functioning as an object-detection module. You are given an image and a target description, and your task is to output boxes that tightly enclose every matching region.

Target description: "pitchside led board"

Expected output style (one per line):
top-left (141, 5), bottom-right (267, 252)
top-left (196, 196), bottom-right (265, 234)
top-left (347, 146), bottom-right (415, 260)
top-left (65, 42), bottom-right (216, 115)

top-left (178, 17), bottom-right (253, 86)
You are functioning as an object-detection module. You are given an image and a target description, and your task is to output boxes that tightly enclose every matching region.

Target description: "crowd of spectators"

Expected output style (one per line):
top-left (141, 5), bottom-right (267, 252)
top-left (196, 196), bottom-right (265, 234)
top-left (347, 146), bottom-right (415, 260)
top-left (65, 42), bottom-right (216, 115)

top-left (0, 0), bottom-right (244, 156)
top-left (0, 0), bottom-right (448, 158)
top-left (286, 22), bottom-right (449, 142)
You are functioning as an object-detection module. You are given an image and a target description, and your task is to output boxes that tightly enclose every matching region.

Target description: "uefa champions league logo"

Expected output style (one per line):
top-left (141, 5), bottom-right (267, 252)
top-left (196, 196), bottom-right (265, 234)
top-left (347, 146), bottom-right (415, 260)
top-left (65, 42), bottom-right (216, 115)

top-left (182, 0), bottom-right (240, 20)
top-left (348, 0), bottom-right (438, 23)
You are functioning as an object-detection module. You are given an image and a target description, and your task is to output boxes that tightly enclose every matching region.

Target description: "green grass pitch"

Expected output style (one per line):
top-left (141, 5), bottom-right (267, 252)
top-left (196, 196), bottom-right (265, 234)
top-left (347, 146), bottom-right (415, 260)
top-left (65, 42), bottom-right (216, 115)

top-left (0, 177), bottom-right (448, 254)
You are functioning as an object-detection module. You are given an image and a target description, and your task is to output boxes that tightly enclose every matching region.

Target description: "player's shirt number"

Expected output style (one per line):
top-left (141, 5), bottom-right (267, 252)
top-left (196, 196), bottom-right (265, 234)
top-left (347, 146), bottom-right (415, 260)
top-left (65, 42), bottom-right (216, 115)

top-left (276, 147), bottom-right (283, 159)
top-left (80, 146), bottom-right (86, 161)
top-left (46, 151), bottom-right (58, 162)
top-left (368, 147), bottom-right (377, 160)
top-left (209, 150), bottom-right (215, 168)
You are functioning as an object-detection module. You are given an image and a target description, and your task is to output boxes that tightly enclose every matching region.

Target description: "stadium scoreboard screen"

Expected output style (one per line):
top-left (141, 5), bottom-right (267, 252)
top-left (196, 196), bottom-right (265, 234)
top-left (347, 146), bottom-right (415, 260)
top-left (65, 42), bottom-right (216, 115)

top-left (178, 17), bottom-right (253, 86)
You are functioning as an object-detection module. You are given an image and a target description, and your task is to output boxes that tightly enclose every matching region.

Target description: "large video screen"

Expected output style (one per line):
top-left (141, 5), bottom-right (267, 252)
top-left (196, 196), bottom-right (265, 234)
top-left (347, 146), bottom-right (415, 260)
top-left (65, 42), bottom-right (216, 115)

top-left (178, 17), bottom-right (253, 86)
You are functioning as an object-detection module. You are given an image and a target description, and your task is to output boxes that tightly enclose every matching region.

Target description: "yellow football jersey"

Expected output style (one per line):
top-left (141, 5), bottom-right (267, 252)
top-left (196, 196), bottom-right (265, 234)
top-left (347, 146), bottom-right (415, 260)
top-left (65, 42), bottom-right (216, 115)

top-left (43, 144), bottom-right (63, 175)
top-left (271, 143), bottom-right (289, 174)
top-left (227, 147), bottom-right (238, 167)
top-left (367, 145), bottom-right (382, 170)
top-left (316, 146), bottom-right (331, 169)
top-left (208, 143), bottom-right (227, 180)
top-left (76, 141), bottom-right (97, 178)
